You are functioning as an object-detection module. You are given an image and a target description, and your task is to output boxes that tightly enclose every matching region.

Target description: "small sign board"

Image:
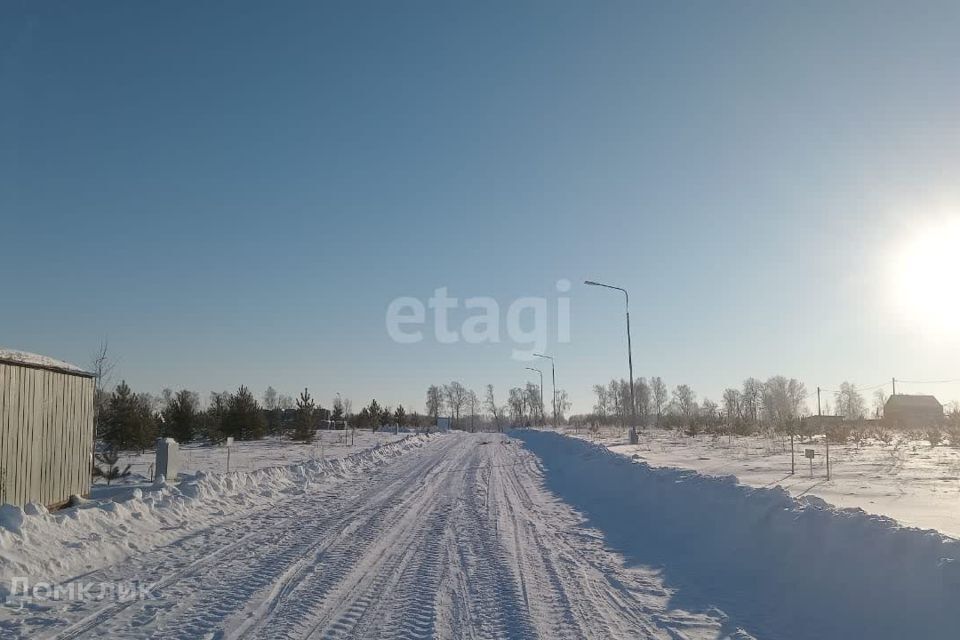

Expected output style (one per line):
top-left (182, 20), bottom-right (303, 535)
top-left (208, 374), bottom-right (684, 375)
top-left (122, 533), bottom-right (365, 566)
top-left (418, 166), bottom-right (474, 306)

top-left (804, 448), bottom-right (816, 459)
top-left (225, 436), bottom-right (234, 447)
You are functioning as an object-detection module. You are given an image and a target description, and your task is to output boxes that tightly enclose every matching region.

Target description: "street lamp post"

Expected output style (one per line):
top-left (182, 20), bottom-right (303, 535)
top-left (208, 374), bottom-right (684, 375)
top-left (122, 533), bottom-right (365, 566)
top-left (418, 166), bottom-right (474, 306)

top-left (585, 280), bottom-right (638, 444)
top-left (525, 367), bottom-right (545, 427)
top-left (533, 353), bottom-right (557, 427)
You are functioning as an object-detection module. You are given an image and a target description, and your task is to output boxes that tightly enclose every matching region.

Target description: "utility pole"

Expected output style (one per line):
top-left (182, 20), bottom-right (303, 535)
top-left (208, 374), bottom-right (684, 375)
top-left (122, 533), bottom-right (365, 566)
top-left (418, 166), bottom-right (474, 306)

top-left (892, 377), bottom-right (897, 396)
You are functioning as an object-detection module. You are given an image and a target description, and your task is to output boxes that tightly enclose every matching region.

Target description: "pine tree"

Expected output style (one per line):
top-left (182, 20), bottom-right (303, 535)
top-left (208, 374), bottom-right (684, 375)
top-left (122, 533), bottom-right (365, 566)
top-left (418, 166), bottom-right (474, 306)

top-left (204, 391), bottom-right (229, 443)
top-left (224, 385), bottom-right (267, 440)
top-left (163, 390), bottom-right (199, 443)
top-left (294, 388), bottom-right (316, 443)
top-left (104, 381), bottom-right (157, 451)
top-left (92, 446), bottom-right (132, 485)
top-left (367, 399), bottom-right (382, 432)
top-left (394, 405), bottom-right (406, 435)
top-left (356, 407), bottom-right (372, 429)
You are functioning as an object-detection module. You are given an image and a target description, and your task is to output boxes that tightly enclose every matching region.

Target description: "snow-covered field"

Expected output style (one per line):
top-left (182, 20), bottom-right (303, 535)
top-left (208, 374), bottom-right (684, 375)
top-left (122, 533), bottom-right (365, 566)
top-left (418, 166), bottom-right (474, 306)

top-left (563, 425), bottom-right (960, 537)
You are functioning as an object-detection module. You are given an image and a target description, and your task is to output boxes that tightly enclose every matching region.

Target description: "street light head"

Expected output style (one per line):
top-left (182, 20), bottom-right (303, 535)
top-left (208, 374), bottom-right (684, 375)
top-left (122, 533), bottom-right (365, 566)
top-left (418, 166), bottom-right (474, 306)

top-left (584, 280), bottom-right (600, 286)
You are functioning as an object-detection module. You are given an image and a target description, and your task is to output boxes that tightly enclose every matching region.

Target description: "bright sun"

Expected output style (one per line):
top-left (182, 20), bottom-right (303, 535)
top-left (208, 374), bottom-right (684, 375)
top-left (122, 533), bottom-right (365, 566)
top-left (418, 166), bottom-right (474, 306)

top-left (893, 218), bottom-right (960, 334)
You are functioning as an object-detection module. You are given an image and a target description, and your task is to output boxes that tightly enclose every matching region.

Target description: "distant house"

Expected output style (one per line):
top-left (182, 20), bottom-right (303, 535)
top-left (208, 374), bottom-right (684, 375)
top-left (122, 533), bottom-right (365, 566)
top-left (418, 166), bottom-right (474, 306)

top-left (884, 394), bottom-right (943, 429)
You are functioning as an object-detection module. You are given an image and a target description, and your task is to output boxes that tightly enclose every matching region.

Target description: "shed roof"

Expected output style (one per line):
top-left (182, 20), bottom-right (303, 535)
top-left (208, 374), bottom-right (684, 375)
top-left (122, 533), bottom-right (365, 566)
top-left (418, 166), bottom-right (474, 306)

top-left (0, 348), bottom-right (94, 378)
top-left (884, 394), bottom-right (943, 410)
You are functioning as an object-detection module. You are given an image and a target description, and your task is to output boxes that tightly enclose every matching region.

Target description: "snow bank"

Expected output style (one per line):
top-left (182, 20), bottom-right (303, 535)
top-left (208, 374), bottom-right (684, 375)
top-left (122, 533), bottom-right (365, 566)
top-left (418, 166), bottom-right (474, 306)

top-left (516, 430), bottom-right (960, 640)
top-left (0, 435), bottom-right (427, 589)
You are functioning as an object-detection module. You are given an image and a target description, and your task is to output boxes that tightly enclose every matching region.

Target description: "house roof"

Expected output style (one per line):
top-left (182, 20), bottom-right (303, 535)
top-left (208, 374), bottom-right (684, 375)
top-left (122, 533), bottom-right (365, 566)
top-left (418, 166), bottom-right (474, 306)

top-left (884, 394), bottom-right (943, 410)
top-left (0, 348), bottom-right (95, 378)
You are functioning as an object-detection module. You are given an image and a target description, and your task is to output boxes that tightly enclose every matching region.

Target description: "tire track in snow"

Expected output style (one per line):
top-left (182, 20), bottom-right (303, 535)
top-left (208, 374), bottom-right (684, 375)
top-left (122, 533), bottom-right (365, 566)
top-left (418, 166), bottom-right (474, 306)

top-left (292, 439), bottom-right (474, 639)
top-left (44, 437), bottom-right (449, 640)
top-left (27, 432), bottom-right (735, 640)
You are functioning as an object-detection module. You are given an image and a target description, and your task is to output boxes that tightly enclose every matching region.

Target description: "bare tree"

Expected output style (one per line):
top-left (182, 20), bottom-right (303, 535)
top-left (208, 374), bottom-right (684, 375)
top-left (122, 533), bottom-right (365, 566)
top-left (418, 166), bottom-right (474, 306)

top-left (593, 384), bottom-right (610, 423)
top-left (556, 389), bottom-right (572, 423)
top-left (741, 377), bottom-right (765, 426)
top-left (278, 394), bottom-right (294, 412)
top-left (508, 387), bottom-right (526, 425)
top-left (835, 382), bottom-right (866, 420)
top-left (873, 388), bottom-right (888, 419)
top-left (762, 376), bottom-right (807, 431)
top-left (467, 390), bottom-right (479, 432)
top-left (651, 377), bottom-right (668, 427)
top-left (90, 340), bottom-right (116, 439)
top-left (484, 384), bottom-right (505, 432)
top-left (444, 381), bottom-right (469, 429)
top-left (426, 385), bottom-right (443, 425)
top-left (635, 377), bottom-right (651, 427)
top-left (722, 388), bottom-right (742, 422)
top-left (263, 386), bottom-right (278, 411)
top-left (671, 384), bottom-right (698, 426)
top-left (608, 379), bottom-right (624, 428)
top-left (701, 398), bottom-right (719, 419)
top-left (524, 382), bottom-right (543, 425)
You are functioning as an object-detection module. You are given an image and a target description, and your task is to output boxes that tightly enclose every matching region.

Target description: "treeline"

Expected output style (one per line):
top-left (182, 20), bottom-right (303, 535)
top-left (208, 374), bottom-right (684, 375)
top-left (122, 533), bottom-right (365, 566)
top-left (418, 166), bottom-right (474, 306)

top-left (572, 375), bottom-right (810, 436)
top-left (95, 382), bottom-right (353, 450)
top-left (423, 381), bottom-right (572, 431)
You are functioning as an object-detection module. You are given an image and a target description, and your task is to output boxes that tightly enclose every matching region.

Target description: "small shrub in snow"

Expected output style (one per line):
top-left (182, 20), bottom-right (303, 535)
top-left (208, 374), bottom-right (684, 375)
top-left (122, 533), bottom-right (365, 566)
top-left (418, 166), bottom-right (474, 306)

top-left (850, 430), bottom-right (868, 447)
top-left (872, 427), bottom-right (893, 446)
top-left (925, 427), bottom-right (943, 447)
top-left (93, 447), bottom-right (132, 485)
top-left (826, 423), bottom-right (851, 444)
top-left (944, 422), bottom-right (960, 448)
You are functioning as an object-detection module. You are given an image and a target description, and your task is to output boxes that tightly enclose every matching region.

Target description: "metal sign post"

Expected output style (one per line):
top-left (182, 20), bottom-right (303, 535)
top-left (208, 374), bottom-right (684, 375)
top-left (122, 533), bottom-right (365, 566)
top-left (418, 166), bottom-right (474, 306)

top-left (805, 448), bottom-right (815, 477)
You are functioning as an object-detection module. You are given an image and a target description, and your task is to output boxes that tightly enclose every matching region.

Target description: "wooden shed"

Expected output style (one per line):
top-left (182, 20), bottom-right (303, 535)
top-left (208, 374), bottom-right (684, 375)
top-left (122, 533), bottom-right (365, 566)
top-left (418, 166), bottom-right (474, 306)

top-left (884, 394), bottom-right (944, 430)
top-left (0, 349), bottom-right (95, 508)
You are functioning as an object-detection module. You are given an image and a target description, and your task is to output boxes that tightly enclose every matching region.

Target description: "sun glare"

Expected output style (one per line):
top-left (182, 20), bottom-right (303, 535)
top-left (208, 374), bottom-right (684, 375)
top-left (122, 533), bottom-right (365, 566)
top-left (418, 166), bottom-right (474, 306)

top-left (893, 218), bottom-right (960, 334)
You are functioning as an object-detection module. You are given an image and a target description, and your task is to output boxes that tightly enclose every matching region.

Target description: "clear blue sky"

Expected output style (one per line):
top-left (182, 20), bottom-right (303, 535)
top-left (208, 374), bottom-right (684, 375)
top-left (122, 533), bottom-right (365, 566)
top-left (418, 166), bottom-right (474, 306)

top-left (3, 1), bottom-right (960, 415)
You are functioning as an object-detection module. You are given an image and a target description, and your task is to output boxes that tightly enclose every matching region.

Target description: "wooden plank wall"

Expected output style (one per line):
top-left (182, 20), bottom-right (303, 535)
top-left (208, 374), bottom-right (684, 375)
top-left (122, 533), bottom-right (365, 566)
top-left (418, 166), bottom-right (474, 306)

top-left (0, 363), bottom-right (94, 508)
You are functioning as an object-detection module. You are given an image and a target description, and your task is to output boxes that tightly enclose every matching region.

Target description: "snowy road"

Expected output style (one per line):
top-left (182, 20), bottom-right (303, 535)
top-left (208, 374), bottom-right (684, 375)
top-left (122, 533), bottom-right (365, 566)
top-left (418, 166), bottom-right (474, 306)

top-left (10, 433), bottom-right (731, 640)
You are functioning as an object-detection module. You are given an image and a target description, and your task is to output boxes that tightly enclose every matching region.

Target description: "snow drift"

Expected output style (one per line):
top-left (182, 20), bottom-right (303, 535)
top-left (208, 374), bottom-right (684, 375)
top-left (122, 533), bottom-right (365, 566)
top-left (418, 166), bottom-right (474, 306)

top-left (516, 430), bottom-right (960, 640)
top-left (0, 435), bottom-right (427, 588)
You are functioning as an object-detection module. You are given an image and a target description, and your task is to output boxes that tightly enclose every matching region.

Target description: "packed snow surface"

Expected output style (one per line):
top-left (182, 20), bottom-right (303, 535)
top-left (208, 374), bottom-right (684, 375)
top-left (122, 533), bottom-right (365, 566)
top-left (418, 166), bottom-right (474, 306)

top-left (4, 430), bottom-right (959, 638)
top-left (1, 432), bottom-right (742, 639)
